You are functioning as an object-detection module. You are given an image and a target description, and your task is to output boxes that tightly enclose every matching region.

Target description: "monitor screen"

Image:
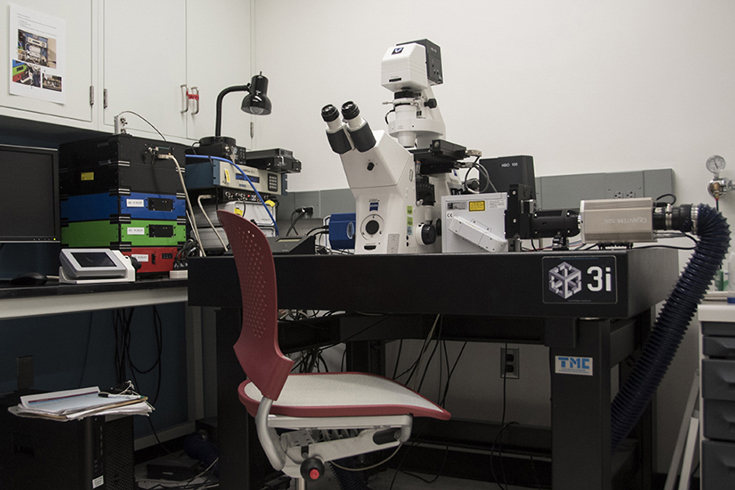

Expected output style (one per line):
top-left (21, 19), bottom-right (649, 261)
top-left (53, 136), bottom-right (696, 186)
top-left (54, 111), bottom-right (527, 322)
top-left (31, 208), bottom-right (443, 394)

top-left (71, 252), bottom-right (116, 267)
top-left (0, 144), bottom-right (60, 242)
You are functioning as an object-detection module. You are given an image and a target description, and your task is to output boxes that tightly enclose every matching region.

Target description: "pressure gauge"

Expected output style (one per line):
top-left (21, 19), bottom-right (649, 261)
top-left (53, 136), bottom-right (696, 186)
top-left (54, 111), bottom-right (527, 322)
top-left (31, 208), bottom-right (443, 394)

top-left (706, 155), bottom-right (726, 174)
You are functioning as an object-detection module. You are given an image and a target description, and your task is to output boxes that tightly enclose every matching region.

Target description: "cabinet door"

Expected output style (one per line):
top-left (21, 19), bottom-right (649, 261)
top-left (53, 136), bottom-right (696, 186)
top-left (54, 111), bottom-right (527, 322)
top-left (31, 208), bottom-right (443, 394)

top-left (0, 0), bottom-right (93, 123)
top-left (103, 0), bottom-right (187, 139)
top-left (185, 0), bottom-right (252, 146)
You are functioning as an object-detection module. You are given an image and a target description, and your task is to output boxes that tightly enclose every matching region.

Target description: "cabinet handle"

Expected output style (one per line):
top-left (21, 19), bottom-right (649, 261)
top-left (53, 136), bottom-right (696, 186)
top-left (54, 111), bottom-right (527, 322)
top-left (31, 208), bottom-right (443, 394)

top-left (180, 84), bottom-right (189, 113)
top-left (190, 87), bottom-right (200, 115)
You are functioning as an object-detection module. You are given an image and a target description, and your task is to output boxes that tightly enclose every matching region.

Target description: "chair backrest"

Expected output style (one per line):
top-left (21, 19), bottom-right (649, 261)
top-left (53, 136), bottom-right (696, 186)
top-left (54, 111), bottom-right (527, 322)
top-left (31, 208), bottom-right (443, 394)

top-left (217, 210), bottom-right (294, 401)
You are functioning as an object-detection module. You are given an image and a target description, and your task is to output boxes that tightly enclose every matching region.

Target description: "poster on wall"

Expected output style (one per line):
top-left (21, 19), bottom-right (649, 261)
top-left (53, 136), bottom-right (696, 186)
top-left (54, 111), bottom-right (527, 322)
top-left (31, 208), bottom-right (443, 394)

top-left (8, 3), bottom-right (66, 104)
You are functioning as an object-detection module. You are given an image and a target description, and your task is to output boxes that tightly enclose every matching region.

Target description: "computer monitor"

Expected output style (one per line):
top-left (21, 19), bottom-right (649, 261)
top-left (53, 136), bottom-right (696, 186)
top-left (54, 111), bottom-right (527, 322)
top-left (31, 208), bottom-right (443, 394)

top-left (0, 144), bottom-right (60, 243)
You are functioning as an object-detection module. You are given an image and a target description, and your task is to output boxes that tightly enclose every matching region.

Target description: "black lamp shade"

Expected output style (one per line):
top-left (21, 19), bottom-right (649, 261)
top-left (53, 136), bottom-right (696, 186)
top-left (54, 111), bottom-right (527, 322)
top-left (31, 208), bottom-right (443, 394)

top-left (241, 74), bottom-right (272, 115)
top-left (242, 93), bottom-right (272, 115)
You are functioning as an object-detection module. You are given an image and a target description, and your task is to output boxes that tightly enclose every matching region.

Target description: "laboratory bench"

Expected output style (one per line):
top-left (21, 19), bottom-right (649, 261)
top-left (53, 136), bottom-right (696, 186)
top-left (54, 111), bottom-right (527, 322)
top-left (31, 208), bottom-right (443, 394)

top-left (0, 277), bottom-right (187, 320)
top-left (0, 277), bottom-right (197, 451)
top-left (189, 248), bottom-right (679, 490)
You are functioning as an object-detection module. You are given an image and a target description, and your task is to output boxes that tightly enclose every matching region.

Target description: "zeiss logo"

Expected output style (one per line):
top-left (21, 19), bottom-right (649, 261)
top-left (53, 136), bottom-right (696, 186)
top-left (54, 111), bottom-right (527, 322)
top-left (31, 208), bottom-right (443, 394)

top-left (555, 356), bottom-right (593, 376)
top-left (549, 262), bottom-right (582, 299)
top-left (369, 201), bottom-right (379, 212)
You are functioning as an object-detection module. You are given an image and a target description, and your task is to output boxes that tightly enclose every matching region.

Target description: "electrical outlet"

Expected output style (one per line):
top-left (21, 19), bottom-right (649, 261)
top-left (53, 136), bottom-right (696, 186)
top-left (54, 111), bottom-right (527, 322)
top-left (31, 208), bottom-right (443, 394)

top-left (500, 347), bottom-right (519, 379)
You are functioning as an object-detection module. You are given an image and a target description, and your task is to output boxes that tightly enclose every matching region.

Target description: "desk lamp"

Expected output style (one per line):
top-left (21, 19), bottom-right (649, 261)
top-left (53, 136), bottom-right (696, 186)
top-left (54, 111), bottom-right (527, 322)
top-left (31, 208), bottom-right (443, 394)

top-left (196, 73), bottom-right (272, 162)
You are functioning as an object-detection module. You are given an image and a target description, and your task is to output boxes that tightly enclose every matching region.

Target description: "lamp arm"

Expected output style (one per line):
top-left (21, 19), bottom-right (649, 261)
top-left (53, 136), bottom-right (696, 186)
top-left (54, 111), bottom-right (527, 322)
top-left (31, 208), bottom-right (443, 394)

top-left (214, 84), bottom-right (251, 137)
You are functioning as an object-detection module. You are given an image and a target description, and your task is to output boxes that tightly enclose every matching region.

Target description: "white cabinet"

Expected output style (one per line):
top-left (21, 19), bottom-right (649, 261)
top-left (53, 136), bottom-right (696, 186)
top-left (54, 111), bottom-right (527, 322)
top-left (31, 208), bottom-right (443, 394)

top-left (101, 0), bottom-right (253, 143)
top-left (0, 0), bottom-right (252, 140)
top-left (185, 0), bottom-right (253, 146)
top-left (101, 0), bottom-right (188, 139)
top-left (0, 0), bottom-right (95, 126)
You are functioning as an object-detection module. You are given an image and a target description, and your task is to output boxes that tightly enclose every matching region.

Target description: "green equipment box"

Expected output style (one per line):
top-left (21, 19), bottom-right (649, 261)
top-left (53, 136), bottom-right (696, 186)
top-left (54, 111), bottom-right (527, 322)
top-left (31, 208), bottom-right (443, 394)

top-left (62, 218), bottom-right (186, 248)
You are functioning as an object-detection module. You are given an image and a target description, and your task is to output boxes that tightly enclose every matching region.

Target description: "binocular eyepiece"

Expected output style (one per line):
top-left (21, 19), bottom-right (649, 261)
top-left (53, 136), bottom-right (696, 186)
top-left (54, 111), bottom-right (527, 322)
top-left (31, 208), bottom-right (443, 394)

top-left (321, 101), bottom-right (376, 153)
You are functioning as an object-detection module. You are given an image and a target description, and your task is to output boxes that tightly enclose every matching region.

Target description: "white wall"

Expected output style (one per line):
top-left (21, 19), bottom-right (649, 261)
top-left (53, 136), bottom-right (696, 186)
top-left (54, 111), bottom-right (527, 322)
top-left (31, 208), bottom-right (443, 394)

top-left (252, 0), bottom-right (735, 472)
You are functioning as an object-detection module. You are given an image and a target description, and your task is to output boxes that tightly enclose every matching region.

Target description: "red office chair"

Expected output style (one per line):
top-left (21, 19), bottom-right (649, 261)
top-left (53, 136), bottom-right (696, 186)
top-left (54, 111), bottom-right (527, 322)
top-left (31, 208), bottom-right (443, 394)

top-left (216, 210), bottom-right (450, 486)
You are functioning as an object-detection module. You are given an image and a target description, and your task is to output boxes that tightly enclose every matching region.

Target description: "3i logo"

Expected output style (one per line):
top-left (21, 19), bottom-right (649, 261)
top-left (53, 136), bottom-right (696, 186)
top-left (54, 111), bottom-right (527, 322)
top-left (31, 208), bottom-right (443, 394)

top-left (555, 356), bottom-right (593, 376)
top-left (543, 256), bottom-right (617, 304)
top-left (548, 262), bottom-right (582, 299)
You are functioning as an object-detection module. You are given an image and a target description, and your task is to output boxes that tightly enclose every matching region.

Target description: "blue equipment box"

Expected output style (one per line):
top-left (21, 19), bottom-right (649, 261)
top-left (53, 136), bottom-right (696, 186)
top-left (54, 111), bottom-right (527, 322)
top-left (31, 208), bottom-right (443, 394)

top-left (329, 213), bottom-right (356, 250)
top-left (61, 192), bottom-right (186, 222)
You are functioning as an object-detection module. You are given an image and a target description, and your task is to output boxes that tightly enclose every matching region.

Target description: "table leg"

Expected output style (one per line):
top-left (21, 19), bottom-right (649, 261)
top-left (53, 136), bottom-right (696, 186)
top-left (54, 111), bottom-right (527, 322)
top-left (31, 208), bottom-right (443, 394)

top-left (548, 318), bottom-right (612, 490)
top-left (216, 308), bottom-right (271, 490)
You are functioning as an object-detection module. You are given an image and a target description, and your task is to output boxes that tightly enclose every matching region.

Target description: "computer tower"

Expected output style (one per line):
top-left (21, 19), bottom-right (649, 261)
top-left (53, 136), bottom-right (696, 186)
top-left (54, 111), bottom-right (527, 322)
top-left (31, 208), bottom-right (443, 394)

top-left (0, 395), bottom-right (135, 490)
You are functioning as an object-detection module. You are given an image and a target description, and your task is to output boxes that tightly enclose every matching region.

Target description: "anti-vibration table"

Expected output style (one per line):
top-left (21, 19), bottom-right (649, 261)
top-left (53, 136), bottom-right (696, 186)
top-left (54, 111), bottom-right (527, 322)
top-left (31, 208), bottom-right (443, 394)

top-left (189, 249), bottom-right (678, 490)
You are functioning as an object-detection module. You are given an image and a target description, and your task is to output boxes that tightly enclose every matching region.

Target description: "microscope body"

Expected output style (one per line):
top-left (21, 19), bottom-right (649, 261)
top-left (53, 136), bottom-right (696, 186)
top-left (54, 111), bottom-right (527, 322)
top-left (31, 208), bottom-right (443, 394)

top-left (323, 40), bottom-right (459, 254)
top-left (338, 125), bottom-right (452, 254)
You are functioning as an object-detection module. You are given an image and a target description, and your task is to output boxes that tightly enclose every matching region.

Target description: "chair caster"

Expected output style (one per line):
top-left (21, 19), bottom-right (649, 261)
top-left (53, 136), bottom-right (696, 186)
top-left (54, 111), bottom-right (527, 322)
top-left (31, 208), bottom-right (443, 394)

top-left (300, 457), bottom-right (325, 481)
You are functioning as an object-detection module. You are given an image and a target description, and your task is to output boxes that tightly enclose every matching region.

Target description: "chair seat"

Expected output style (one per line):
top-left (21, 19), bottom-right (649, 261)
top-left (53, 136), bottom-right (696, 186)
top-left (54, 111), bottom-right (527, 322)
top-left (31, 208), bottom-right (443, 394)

top-left (238, 372), bottom-right (451, 421)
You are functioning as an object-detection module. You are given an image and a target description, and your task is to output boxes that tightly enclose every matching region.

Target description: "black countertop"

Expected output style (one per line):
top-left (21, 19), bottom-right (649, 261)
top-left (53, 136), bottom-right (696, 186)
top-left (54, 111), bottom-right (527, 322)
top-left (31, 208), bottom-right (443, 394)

top-left (188, 248), bottom-right (679, 319)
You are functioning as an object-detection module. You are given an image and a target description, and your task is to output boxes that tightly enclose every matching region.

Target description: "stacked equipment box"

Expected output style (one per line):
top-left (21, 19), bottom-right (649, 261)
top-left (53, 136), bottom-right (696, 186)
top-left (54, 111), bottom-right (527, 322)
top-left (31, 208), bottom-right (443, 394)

top-left (59, 134), bottom-right (187, 275)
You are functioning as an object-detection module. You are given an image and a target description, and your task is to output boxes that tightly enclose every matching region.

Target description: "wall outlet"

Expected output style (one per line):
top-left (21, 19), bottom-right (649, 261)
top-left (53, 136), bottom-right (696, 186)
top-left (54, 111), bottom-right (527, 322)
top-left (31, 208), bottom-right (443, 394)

top-left (500, 347), bottom-right (519, 379)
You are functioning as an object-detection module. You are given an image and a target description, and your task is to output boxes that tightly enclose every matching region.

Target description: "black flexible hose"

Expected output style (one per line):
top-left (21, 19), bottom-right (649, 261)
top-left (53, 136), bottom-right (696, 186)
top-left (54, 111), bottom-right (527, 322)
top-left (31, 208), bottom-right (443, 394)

top-left (611, 204), bottom-right (730, 449)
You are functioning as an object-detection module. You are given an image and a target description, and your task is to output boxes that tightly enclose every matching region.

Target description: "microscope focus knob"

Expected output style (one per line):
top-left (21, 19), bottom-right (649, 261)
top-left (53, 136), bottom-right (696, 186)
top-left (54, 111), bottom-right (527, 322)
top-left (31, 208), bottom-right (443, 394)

top-left (418, 222), bottom-right (437, 245)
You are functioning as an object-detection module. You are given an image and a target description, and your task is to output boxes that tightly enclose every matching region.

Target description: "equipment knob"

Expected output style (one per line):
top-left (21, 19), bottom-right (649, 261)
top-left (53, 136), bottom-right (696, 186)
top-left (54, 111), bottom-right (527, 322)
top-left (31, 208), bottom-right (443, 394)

top-left (300, 457), bottom-right (325, 481)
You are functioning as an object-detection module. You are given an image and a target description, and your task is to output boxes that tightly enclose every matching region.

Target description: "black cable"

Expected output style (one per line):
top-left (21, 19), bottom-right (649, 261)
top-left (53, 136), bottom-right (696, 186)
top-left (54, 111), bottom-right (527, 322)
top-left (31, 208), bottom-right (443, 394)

top-left (400, 317), bottom-right (442, 386)
top-left (287, 208), bottom-right (307, 236)
top-left (306, 225), bottom-right (329, 235)
top-left (440, 342), bottom-right (467, 407)
top-left (318, 352), bottom-right (329, 373)
top-left (490, 421), bottom-right (518, 490)
top-left (417, 318), bottom-right (444, 392)
top-left (656, 193), bottom-right (677, 204)
top-left (388, 419), bottom-right (432, 490)
top-left (437, 340), bottom-right (445, 404)
top-left (125, 306), bottom-right (164, 405)
top-left (391, 339), bottom-right (404, 379)
top-left (634, 244), bottom-right (696, 251)
top-left (116, 111), bottom-right (166, 141)
top-left (146, 417), bottom-right (176, 456)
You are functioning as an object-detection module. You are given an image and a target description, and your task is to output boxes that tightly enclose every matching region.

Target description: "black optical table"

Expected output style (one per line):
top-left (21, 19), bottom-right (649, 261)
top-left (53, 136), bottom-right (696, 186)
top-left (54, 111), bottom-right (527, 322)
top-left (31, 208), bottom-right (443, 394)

top-left (189, 248), bottom-right (678, 490)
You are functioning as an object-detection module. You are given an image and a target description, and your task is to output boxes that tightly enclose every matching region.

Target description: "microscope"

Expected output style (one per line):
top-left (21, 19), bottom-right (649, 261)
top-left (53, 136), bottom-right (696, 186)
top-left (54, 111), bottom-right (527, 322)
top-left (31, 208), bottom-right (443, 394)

top-left (322, 40), bottom-right (470, 254)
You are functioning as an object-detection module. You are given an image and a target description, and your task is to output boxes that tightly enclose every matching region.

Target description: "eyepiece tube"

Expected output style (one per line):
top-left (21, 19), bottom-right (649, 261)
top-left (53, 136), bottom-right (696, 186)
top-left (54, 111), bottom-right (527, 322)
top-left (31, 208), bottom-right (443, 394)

top-left (340, 101), bottom-right (376, 152)
top-left (341, 101), bottom-right (361, 122)
top-left (321, 104), bottom-right (340, 123)
top-left (322, 104), bottom-right (352, 155)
